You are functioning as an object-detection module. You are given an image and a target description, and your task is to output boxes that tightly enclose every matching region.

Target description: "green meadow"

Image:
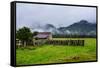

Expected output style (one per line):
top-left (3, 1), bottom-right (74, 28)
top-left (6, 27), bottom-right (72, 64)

top-left (16, 38), bottom-right (97, 65)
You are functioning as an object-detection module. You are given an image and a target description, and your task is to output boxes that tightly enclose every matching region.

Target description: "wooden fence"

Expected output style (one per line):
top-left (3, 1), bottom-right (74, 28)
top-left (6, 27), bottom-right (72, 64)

top-left (16, 40), bottom-right (84, 47)
top-left (45, 40), bottom-right (84, 46)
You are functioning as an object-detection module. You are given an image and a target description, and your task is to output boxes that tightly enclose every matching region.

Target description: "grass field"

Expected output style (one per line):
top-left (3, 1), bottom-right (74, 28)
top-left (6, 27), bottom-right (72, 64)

top-left (16, 38), bottom-right (97, 65)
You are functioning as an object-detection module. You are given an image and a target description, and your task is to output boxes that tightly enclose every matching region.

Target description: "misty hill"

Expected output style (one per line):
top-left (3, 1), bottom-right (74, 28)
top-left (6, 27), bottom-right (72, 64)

top-left (58, 20), bottom-right (96, 35)
top-left (31, 20), bottom-right (96, 36)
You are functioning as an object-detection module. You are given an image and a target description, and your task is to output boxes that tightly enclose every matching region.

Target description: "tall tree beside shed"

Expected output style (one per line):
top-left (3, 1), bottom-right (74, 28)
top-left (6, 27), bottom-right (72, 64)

top-left (16, 27), bottom-right (32, 47)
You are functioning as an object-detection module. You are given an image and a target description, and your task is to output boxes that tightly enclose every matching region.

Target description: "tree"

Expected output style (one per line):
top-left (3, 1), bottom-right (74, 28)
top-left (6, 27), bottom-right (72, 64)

top-left (33, 31), bottom-right (38, 36)
top-left (16, 27), bottom-right (32, 47)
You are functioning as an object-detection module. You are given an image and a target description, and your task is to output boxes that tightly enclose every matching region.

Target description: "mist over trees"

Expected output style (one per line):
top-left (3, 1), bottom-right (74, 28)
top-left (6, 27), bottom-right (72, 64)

top-left (30, 20), bottom-right (96, 38)
top-left (16, 20), bottom-right (96, 39)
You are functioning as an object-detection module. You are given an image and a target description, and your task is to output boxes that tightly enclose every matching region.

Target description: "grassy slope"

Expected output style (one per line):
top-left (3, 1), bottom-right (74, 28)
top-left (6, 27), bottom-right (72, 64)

top-left (16, 38), bottom-right (96, 65)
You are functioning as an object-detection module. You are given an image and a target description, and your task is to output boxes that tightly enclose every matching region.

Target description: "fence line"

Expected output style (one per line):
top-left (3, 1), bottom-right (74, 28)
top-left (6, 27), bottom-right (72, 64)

top-left (16, 40), bottom-right (84, 47)
top-left (45, 40), bottom-right (84, 46)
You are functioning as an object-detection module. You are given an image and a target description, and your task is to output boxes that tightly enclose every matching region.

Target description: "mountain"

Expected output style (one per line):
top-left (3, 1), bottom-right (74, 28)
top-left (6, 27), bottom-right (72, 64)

top-left (43, 24), bottom-right (58, 34)
top-left (58, 20), bottom-right (96, 35)
top-left (31, 20), bottom-right (96, 36)
top-left (31, 23), bottom-right (58, 34)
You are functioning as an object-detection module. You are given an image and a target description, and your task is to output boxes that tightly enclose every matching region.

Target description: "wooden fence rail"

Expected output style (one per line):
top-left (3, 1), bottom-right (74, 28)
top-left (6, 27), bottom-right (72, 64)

top-left (16, 40), bottom-right (84, 47)
top-left (45, 40), bottom-right (84, 46)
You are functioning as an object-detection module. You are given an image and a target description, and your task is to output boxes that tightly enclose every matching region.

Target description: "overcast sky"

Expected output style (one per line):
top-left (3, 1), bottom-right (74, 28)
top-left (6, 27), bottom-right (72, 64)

top-left (16, 3), bottom-right (96, 29)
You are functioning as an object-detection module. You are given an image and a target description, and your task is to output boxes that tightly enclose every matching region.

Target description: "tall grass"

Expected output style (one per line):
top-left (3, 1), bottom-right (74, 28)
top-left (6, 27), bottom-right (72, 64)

top-left (16, 38), bottom-right (96, 65)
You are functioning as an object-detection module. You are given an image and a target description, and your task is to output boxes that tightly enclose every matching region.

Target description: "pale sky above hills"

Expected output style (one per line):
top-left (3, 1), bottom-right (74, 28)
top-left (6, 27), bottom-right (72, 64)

top-left (16, 3), bottom-right (96, 29)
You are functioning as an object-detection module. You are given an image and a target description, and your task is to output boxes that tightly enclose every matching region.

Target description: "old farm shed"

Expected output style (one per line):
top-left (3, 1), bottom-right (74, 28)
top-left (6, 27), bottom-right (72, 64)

top-left (33, 32), bottom-right (52, 45)
top-left (34, 32), bottom-right (52, 40)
